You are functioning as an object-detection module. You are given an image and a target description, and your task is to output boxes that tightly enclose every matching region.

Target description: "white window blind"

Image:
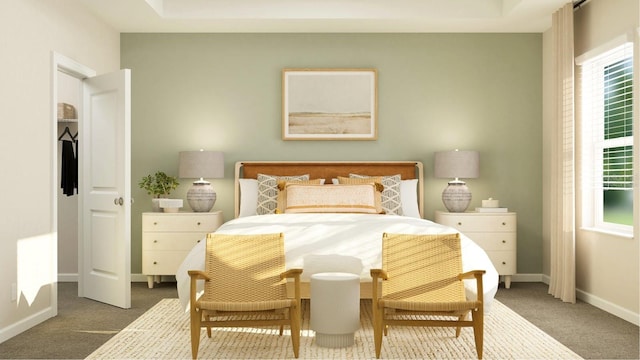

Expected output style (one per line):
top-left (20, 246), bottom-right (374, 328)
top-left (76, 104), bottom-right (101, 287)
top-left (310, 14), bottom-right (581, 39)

top-left (580, 42), bottom-right (634, 229)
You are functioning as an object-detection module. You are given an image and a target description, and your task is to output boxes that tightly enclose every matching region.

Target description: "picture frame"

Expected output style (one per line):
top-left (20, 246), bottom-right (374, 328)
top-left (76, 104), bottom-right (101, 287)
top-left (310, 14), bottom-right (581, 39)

top-left (282, 68), bottom-right (378, 140)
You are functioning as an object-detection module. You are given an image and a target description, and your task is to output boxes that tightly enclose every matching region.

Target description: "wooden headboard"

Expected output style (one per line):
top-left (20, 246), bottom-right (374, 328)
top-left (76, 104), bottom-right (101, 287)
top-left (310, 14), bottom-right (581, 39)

top-left (234, 161), bottom-right (424, 218)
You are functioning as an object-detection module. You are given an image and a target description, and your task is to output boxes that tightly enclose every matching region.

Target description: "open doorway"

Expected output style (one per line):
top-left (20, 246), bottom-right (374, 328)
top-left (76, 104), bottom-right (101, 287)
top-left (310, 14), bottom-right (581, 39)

top-left (56, 71), bottom-right (80, 282)
top-left (51, 52), bottom-right (95, 304)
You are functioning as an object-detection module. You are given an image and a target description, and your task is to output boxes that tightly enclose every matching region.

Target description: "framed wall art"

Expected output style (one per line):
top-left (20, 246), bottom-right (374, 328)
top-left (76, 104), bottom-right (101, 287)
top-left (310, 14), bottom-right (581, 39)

top-left (282, 68), bottom-right (378, 140)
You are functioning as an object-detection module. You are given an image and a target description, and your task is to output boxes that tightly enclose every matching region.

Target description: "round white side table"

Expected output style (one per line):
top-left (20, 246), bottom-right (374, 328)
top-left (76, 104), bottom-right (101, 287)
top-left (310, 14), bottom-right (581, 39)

top-left (310, 272), bottom-right (360, 348)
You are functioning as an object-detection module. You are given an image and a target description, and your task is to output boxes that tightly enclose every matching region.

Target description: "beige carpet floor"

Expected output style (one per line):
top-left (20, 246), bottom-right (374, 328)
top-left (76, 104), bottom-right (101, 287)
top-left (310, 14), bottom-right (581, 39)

top-left (86, 298), bottom-right (582, 359)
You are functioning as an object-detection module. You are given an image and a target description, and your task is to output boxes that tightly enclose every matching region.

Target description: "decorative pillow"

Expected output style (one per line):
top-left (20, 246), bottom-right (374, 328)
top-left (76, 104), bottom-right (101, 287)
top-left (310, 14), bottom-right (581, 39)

top-left (283, 183), bottom-right (383, 214)
top-left (276, 179), bottom-right (324, 213)
top-left (400, 179), bottom-right (421, 218)
top-left (339, 174), bottom-right (403, 215)
top-left (336, 176), bottom-right (383, 186)
top-left (238, 178), bottom-right (259, 217)
top-left (256, 174), bottom-right (309, 215)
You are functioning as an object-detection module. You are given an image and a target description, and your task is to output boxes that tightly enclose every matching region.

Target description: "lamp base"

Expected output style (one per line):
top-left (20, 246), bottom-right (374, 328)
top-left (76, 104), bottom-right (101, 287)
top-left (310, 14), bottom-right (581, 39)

top-left (442, 180), bottom-right (472, 213)
top-left (187, 181), bottom-right (216, 212)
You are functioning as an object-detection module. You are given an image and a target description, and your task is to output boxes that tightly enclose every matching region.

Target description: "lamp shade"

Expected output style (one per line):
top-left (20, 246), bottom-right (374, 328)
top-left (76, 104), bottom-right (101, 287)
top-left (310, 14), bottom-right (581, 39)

top-left (433, 150), bottom-right (479, 179)
top-left (178, 151), bottom-right (224, 180)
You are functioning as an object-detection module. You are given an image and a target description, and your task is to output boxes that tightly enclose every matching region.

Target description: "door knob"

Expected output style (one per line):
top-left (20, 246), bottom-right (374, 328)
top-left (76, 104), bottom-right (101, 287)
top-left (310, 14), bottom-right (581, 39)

top-left (114, 197), bottom-right (124, 206)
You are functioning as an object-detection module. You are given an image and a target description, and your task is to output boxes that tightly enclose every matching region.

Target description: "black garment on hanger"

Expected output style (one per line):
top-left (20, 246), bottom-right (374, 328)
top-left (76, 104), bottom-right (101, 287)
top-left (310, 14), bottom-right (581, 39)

top-left (61, 140), bottom-right (77, 196)
top-left (74, 139), bottom-right (78, 191)
top-left (58, 126), bottom-right (77, 141)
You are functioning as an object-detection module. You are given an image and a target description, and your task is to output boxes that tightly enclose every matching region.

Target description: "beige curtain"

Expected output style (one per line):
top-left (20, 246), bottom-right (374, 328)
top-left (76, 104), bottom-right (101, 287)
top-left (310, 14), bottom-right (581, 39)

top-left (549, 3), bottom-right (576, 303)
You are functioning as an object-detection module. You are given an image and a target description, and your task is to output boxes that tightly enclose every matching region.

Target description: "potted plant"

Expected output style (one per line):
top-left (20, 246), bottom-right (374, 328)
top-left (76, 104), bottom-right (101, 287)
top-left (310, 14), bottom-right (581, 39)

top-left (138, 171), bottom-right (180, 212)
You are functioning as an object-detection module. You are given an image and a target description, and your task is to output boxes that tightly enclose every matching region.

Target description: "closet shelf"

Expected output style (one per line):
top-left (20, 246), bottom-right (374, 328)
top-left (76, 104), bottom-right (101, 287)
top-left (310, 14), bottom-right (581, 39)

top-left (58, 118), bottom-right (78, 123)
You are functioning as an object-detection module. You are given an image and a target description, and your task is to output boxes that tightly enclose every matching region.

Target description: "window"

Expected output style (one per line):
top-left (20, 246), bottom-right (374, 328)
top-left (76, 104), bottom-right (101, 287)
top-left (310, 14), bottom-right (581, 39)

top-left (580, 42), bottom-right (634, 232)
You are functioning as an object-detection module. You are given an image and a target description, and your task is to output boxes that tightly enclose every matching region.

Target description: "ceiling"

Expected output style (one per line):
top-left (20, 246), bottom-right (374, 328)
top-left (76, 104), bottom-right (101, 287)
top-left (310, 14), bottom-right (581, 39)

top-left (75, 0), bottom-right (574, 33)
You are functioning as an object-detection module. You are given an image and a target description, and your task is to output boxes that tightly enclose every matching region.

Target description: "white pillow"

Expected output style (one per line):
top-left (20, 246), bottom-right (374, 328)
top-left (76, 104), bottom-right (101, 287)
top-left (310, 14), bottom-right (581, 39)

top-left (400, 179), bottom-right (421, 218)
top-left (238, 179), bottom-right (258, 217)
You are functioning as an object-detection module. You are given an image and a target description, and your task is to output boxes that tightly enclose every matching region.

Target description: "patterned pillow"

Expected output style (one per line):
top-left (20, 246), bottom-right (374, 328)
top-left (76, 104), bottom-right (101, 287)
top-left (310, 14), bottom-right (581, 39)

top-left (283, 183), bottom-right (383, 214)
top-left (256, 174), bottom-right (309, 215)
top-left (341, 174), bottom-right (404, 215)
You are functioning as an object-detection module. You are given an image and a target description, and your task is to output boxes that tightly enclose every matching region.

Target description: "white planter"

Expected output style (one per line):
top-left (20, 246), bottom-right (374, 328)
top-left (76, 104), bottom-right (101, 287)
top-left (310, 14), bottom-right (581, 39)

top-left (159, 198), bottom-right (183, 213)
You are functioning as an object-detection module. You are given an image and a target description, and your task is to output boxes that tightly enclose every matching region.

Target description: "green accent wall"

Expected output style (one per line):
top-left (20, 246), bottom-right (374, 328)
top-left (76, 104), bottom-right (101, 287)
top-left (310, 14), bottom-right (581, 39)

top-left (121, 33), bottom-right (542, 276)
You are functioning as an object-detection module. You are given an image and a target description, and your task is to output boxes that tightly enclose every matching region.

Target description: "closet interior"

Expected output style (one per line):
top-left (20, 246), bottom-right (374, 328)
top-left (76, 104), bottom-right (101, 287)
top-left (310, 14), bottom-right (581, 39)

top-left (57, 71), bottom-right (80, 281)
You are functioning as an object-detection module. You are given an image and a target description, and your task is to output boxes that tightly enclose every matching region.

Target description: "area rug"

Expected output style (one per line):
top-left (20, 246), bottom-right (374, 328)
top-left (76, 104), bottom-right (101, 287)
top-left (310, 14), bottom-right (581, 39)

top-left (86, 298), bottom-right (582, 359)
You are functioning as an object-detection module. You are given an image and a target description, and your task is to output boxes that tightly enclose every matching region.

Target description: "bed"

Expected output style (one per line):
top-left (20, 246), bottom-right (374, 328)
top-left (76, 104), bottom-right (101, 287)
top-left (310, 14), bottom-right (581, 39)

top-left (176, 161), bottom-right (499, 312)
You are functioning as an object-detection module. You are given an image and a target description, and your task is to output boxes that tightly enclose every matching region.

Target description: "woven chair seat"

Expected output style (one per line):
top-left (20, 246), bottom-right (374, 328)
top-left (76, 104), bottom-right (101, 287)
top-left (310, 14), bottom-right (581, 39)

top-left (198, 299), bottom-right (295, 312)
top-left (380, 299), bottom-right (481, 312)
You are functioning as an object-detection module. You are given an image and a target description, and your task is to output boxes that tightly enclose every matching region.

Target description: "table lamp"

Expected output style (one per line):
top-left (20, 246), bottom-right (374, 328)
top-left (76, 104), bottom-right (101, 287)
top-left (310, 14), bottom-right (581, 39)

top-left (178, 150), bottom-right (224, 212)
top-left (433, 149), bottom-right (479, 212)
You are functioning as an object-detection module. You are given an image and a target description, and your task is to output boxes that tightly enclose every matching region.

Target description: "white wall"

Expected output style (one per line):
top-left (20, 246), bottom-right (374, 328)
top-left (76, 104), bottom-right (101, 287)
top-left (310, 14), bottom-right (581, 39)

top-left (543, 0), bottom-right (639, 325)
top-left (0, 0), bottom-right (120, 343)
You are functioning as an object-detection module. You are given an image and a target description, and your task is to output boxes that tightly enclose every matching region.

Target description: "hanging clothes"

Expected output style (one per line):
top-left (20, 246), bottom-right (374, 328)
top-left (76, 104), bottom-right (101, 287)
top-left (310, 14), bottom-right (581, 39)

top-left (61, 139), bottom-right (77, 196)
top-left (74, 139), bottom-right (78, 192)
top-left (59, 125), bottom-right (78, 196)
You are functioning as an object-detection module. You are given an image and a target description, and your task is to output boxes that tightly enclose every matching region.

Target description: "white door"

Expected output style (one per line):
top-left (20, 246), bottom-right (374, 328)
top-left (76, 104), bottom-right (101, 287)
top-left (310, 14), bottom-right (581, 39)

top-left (79, 69), bottom-right (131, 309)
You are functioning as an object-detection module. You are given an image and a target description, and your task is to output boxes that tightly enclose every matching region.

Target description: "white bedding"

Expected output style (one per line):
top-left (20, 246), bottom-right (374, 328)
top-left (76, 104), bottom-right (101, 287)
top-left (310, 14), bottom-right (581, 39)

top-left (176, 213), bottom-right (499, 312)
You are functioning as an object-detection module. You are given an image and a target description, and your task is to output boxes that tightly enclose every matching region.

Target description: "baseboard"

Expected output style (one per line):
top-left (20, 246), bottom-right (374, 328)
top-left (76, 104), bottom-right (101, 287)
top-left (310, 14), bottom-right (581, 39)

top-left (58, 273), bottom-right (78, 282)
top-left (576, 288), bottom-right (640, 326)
top-left (0, 306), bottom-right (56, 344)
top-left (540, 274), bottom-right (639, 326)
top-left (58, 273), bottom-right (171, 283)
top-left (131, 273), bottom-right (149, 282)
top-left (132, 274), bottom-right (177, 282)
top-left (511, 273), bottom-right (545, 282)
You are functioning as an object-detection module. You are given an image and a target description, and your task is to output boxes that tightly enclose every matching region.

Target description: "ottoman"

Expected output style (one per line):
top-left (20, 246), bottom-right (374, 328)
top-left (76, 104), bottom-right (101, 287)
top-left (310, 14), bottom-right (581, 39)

top-left (310, 272), bottom-right (360, 348)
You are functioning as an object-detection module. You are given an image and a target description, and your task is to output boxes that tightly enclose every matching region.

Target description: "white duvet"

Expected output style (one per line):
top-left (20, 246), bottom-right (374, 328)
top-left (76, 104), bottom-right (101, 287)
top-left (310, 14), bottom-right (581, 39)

top-left (176, 213), bottom-right (499, 312)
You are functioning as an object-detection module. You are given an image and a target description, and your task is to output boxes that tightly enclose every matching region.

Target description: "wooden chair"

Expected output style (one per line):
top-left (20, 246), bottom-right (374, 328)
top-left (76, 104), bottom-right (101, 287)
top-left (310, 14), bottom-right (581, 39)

top-left (188, 233), bottom-right (302, 359)
top-left (370, 233), bottom-right (485, 359)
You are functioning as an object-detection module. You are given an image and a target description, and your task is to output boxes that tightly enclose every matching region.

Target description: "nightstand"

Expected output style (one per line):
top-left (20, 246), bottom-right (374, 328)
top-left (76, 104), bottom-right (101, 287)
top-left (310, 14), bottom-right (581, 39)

top-left (434, 210), bottom-right (517, 288)
top-left (142, 211), bottom-right (224, 288)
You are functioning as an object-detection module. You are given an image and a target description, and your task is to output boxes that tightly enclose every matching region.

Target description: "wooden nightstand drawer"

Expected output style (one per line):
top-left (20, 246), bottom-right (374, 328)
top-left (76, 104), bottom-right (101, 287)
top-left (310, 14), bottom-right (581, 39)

top-left (464, 232), bottom-right (516, 251)
top-left (142, 250), bottom-right (191, 275)
top-left (142, 232), bottom-right (205, 250)
top-left (439, 214), bottom-right (516, 232)
top-left (142, 213), bottom-right (222, 232)
top-left (485, 251), bottom-right (517, 274)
